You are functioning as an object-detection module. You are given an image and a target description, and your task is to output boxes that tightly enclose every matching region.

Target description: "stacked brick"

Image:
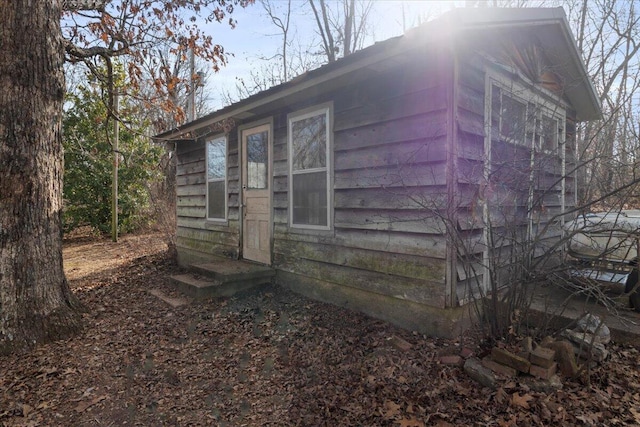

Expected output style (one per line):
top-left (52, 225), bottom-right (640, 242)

top-left (482, 344), bottom-right (558, 380)
top-left (462, 315), bottom-right (611, 389)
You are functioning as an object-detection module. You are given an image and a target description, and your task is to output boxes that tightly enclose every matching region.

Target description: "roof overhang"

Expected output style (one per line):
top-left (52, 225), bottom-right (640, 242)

top-left (440, 7), bottom-right (601, 121)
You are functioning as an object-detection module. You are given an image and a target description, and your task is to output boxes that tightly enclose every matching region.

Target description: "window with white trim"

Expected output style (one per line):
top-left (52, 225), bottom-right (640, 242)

top-left (491, 84), bottom-right (529, 145)
top-left (206, 136), bottom-right (227, 220)
top-left (490, 82), bottom-right (565, 151)
top-left (288, 106), bottom-right (331, 228)
top-left (536, 112), bottom-right (563, 154)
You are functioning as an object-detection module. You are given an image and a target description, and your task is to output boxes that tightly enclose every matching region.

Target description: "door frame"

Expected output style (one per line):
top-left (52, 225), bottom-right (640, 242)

top-left (238, 118), bottom-right (274, 265)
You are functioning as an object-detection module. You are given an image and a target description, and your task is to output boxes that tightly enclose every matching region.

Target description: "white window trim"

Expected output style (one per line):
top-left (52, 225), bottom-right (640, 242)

top-left (288, 104), bottom-right (333, 230)
top-left (490, 77), bottom-right (566, 151)
top-left (481, 71), bottom-right (567, 296)
top-left (206, 135), bottom-right (227, 222)
top-left (534, 106), bottom-right (565, 155)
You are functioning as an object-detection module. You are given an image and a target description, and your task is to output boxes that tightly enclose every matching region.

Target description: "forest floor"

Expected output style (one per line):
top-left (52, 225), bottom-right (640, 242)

top-left (0, 231), bottom-right (639, 426)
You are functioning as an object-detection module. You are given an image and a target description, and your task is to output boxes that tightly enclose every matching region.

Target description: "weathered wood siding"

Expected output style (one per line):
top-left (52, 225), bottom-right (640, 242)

top-left (175, 132), bottom-right (241, 262)
top-left (453, 52), bottom-right (578, 303)
top-left (271, 50), bottom-right (453, 309)
top-left (453, 53), bottom-right (488, 302)
top-left (174, 47), bottom-right (453, 308)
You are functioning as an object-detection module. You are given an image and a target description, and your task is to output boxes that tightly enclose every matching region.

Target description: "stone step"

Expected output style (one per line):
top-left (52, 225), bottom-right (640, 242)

top-left (190, 257), bottom-right (275, 283)
top-left (170, 257), bottom-right (275, 299)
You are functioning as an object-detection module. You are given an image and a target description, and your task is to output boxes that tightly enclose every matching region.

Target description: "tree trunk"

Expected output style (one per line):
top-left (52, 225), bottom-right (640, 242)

top-left (0, 0), bottom-right (81, 352)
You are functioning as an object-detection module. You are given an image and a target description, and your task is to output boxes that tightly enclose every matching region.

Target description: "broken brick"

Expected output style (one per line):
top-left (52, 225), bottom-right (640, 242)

top-left (521, 336), bottom-right (533, 353)
top-left (491, 347), bottom-right (531, 373)
top-left (460, 347), bottom-right (474, 359)
top-left (546, 340), bottom-right (579, 377)
top-left (530, 362), bottom-right (558, 380)
top-left (440, 355), bottom-right (463, 366)
top-left (530, 346), bottom-right (556, 368)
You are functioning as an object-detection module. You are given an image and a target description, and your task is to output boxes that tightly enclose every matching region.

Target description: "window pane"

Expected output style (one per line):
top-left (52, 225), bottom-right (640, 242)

top-left (500, 95), bottom-right (526, 143)
top-left (247, 131), bottom-right (268, 189)
top-left (490, 85), bottom-right (501, 141)
top-left (207, 138), bottom-right (226, 180)
top-left (208, 180), bottom-right (225, 219)
top-left (292, 113), bottom-right (326, 171)
top-left (541, 116), bottom-right (557, 152)
top-left (292, 171), bottom-right (327, 226)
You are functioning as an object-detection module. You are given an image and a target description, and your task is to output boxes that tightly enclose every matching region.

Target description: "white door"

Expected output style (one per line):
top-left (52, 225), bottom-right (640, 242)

top-left (241, 124), bottom-right (271, 264)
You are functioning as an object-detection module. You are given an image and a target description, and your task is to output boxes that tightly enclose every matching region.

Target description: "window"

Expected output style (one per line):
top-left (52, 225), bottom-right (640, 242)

top-left (206, 136), bottom-right (226, 220)
top-left (288, 106), bottom-right (331, 228)
top-left (247, 131), bottom-right (268, 189)
top-left (538, 114), bottom-right (561, 153)
top-left (490, 82), bottom-right (564, 152)
top-left (491, 84), bottom-right (528, 144)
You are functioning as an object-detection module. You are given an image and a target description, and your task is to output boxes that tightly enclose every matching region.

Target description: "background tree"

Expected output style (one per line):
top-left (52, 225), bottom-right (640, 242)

top-left (566, 0), bottom-right (640, 209)
top-left (62, 0), bottom-right (251, 123)
top-left (0, 0), bottom-right (82, 352)
top-left (308, 0), bottom-right (374, 62)
top-left (61, 1), bottom-right (246, 242)
top-left (0, 0), bottom-right (249, 352)
top-left (63, 71), bottom-right (164, 234)
top-left (228, 0), bottom-right (373, 101)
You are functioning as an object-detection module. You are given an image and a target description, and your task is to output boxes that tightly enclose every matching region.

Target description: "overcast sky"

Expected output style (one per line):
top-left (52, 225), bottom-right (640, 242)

top-left (201, 1), bottom-right (461, 111)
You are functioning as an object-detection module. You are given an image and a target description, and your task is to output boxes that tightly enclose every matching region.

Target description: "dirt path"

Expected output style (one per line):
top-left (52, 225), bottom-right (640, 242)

top-left (63, 232), bottom-right (168, 284)
top-left (0, 233), bottom-right (638, 426)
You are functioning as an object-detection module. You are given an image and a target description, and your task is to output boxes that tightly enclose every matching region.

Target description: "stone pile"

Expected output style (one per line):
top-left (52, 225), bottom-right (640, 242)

top-left (464, 314), bottom-right (611, 390)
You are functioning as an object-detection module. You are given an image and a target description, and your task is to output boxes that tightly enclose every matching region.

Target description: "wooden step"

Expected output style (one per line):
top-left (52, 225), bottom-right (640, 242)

top-left (170, 257), bottom-right (275, 299)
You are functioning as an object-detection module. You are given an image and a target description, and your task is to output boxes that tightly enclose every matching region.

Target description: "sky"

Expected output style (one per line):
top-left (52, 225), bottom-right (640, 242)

top-left (199, 1), bottom-right (462, 111)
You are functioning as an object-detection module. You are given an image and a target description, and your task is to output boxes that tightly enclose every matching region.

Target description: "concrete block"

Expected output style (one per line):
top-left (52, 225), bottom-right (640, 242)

top-left (561, 330), bottom-right (609, 362)
top-left (464, 357), bottom-right (496, 390)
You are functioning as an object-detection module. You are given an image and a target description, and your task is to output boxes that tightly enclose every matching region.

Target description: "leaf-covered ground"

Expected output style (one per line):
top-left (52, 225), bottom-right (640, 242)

top-left (1, 232), bottom-right (639, 426)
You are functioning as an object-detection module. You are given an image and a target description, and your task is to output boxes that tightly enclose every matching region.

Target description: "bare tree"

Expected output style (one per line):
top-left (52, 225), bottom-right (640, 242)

top-left (263, 0), bottom-right (293, 82)
top-left (567, 0), bottom-right (640, 208)
top-left (226, 0), bottom-right (374, 103)
top-left (309, 0), bottom-right (374, 62)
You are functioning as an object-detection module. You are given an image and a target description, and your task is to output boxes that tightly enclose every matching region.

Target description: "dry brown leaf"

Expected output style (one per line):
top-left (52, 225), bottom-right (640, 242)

top-left (497, 416), bottom-right (516, 427)
top-left (382, 400), bottom-right (402, 419)
top-left (397, 417), bottom-right (425, 427)
top-left (511, 392), bottom-right (534, 410)
top-left (1, 232), bottom-right (634, 426)
top-left (22, 404), bottom-right (33, 417)
top-left (576, 412), bottom-right (601, 425)
top-left (74, 395), bottom-right (107, 413)
top-left (495, 387), bottom-right (508, 404)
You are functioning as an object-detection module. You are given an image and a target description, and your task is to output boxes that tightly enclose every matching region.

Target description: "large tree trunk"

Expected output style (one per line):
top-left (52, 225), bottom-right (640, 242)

top-left (0, 0), bottom-right (81, 352)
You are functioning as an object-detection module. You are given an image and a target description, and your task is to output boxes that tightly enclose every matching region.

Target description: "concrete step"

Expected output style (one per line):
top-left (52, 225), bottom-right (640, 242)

top-left (171, 257), bottom-right (275, 299)
top-left (190, 257), bottom-right (275, 283)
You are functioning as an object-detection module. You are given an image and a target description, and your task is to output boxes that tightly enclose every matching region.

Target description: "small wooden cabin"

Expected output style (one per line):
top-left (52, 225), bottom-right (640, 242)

top-left (155, 8), bottom-right (600, 337)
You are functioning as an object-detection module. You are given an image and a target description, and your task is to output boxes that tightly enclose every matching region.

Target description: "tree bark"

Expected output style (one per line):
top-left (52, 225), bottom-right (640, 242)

top-left (0, 0), bottom-right (81, 352)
